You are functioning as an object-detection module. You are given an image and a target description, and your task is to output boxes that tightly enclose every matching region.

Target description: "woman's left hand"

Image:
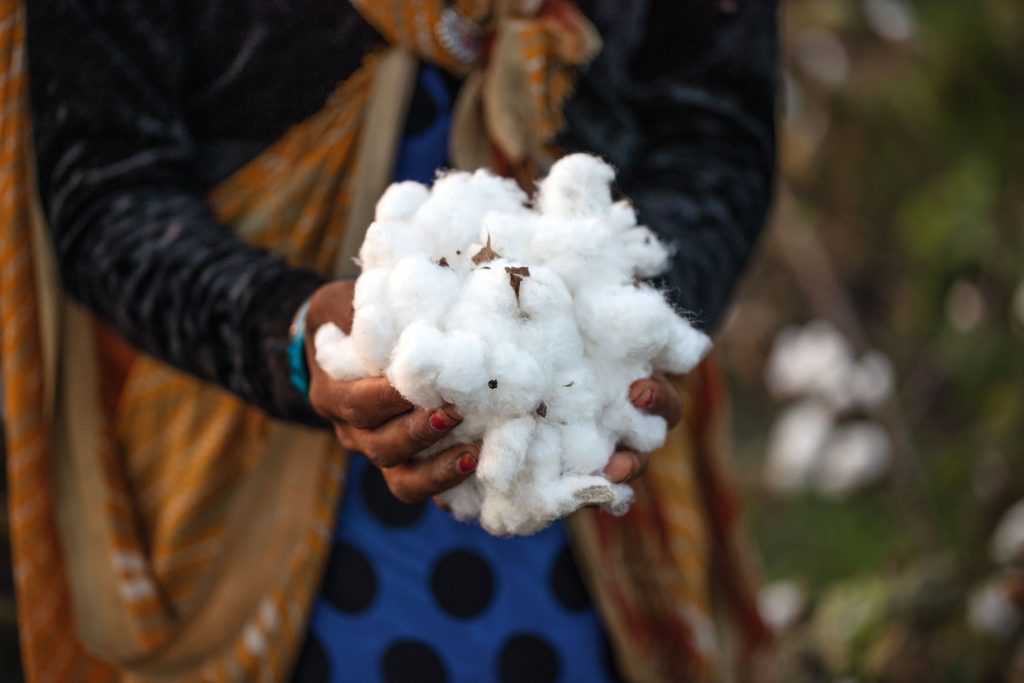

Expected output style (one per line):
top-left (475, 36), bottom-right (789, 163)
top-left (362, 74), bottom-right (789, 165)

top-left (603, 374), bottom-right (684, 484)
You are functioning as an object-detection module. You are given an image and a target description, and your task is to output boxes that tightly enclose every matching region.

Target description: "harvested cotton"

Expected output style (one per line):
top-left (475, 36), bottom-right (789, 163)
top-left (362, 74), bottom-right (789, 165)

top-left (315, 154), bottom-right (711, 535)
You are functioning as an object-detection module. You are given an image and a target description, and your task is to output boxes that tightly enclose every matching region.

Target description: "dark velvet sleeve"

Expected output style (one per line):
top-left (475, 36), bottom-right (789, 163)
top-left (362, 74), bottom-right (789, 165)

top-left (25, 0), bottom-right (326, 424)
top-left (562, 0), bottom-right (778, 332)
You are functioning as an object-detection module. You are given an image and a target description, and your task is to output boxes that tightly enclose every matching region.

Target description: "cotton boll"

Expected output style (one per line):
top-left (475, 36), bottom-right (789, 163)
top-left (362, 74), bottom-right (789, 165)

top-left (433, 330), bottom-right (489, 407)
top-left (438, 477), bottom-right (484, 523)
top-left (315, 158), bottom-right (714, 535)
top-left (514, 270), bottom-right (585, 366)
top-left (607, 199), bottom-right (638, 233)
top-left (480, 489), bottom-right (546, 536)
top-left (605, 482), bottom-right (635, 516)
top-left (481, 342), bottom-right (547, 417)
top-left (314, 323), bottom-right (366, 381)
top-left (513, 264), bottom-right (573, 318)
top-left (386, 254), bottom-right (462, 329)
top-left (759, 581), bottom-right (808, 633)
top-left (991, 499), bottom-right (1024, 565)
top-left (518, 314), bottom-right (584, 375)
top-left (387, 321), bottom-right (447, 408)
top-left (575, 285), bottom-right (672, 361)
top-left (476, 417), bottom-right (536, 492)
top-left (619, 226), bottom-right (671, 279)
top-left (814, 421), bottom-right (891, 498)
top-left (537, 153), bottom-right (615, 219)
top-left (656, 315), bottom-right (713, 375)
top-left (559, 422), bottom-right (616, 476)
top-left (358, 220), bottom-right (428, 270)
top-left (457, 262), bottom-right (523, 320)
top-left (352, 268), bottom-right (389, 309)
top-left (967, 577), bottom-right (1021, 639)
top-left (763, 400), bottom-right (832, 495)
top-left (349, 303), bottom-right (396, 374)
top-left (526, 423), bottom-right (564, 482)
top-left (415, 170), bottom-right (528, 261)
top-left (764, 320), bottom-right (855, 407)
top-left (374, 180), bottom-right (430, 221)
top-left (542, 365), bottom-right (603, 423)
top-left (463, 168), bottom-right (529, 214)
top-left (848, 351), bottom-right (894, 409)
top-left (527, 216), bottom-right (626, 290)
top-left (479, 212), bottom-right (536, 264)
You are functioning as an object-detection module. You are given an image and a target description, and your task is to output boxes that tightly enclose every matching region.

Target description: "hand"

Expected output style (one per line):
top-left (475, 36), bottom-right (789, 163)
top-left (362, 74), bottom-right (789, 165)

top-left (304, 280), bottom-right (480, 504)
top-left (603, 374), bottom-right (684, 484)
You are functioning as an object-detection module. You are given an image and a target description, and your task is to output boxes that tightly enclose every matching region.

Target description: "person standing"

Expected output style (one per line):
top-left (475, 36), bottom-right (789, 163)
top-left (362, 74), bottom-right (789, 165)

top-left (1, 1), bottom-right (777, 681)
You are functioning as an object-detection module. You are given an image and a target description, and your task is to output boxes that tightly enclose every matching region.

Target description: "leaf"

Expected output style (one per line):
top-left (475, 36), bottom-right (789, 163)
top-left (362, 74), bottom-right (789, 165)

top-left (472, 234), bottom-right (500, 265)
top-left (536, 402), bottom-right (547, 418)
top-left (505, 265), bottom-right (530, 302)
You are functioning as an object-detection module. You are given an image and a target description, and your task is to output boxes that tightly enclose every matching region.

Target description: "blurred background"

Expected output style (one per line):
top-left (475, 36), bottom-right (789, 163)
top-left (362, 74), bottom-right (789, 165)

top-left (1, 0), bottom-right (1022, 681)
top-left (718, 0), bottom-right (1024, 680)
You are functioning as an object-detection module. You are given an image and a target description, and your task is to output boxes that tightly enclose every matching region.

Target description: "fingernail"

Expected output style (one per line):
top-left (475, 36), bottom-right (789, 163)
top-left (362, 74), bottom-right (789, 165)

top-left (430, 411), bottom-right (455, 431)
top-left (603, 459), bottom-right (630, 483)
top-left (442, 404), bottom-right (463, 421)
top-left (631, 387), bottom-right (655, 410)
top-left (457, 452), bottom-right (478, 474)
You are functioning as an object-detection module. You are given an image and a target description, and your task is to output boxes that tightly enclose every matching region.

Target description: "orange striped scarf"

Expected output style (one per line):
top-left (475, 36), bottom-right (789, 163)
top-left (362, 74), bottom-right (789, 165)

top-left (0, 1), bottom-right (767, 681)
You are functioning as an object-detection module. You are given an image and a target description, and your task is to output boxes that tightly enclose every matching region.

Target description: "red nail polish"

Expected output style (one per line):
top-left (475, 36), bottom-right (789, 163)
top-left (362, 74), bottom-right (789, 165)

top-left (634, 387), bottom-right (655, 410)
top-left (430, 412), bottom-right (454, 431)
top-left (457, 455), bottom-right (477, 473)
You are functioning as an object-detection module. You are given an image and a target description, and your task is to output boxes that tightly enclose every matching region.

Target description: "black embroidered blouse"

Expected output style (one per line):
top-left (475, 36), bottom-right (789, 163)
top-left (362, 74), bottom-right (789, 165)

top-left (24, 0), bottom-right (777, 425)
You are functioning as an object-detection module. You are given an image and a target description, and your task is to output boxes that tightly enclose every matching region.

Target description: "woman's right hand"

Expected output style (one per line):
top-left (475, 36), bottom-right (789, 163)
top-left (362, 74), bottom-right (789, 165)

top-left (303, 280), bottom-right (480, 504)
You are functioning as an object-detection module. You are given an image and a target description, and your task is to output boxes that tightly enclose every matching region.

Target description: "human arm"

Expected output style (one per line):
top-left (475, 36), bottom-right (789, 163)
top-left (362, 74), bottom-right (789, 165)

top-left (24, 0), bottom-right (336, 424)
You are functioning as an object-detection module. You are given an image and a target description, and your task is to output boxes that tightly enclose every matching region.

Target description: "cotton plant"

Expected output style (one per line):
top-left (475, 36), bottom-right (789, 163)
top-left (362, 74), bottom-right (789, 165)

top-left (992, 499), bottom-right (1024, 566)
top-left (963, 500), bottom-right (1024, 641)
top-left (762, 320), bottom-right (894, 498)
top-left (315, 154), bottom-right (711, 535)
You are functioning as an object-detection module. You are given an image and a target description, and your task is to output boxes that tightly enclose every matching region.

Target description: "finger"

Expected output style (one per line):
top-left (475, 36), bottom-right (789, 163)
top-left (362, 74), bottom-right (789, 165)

top-left (357, 404), bottom-right (463, 468)
top-left (603, 449), bottom-right (648, 483)
top-left (628, 374), bottom-right (684, 429)
top-left (382, 444), bottom-right (480, 504)
top-left (332, 421), bottom-right (362, 452)
top-left (334, 377), bottom-right (413, 429)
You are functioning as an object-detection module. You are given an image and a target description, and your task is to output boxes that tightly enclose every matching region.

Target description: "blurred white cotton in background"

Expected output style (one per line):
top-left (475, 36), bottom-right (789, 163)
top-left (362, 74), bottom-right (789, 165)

top-left (762, 319), bottom-right (896, 498)
top-left (1011, 280), bottom-right (1024, 330)
top-left (765, 319), bottom-right (894, 411)
top-left (847, 351), bottom-right (894, 409)
top-left (316, 155), bottom-right (711, 535)
top-left (759, 580), bottom-right (808, 633)
top-left (863, 0), bottom-right (916, 43)
top-left (764, 400), bottom-right (832, 495)
top-left (814, 422), bottom-right (892, 499)
top-left (967, 577), bottom-right (1021, 639)
top-left (946, 279), bottom-right (985, 332)
top-left (793, 28), bottom-right (849, 88)
top-left (991, 499), bottom-right (1024, 565)
top-left (765, 320), bottom-right (853, 407)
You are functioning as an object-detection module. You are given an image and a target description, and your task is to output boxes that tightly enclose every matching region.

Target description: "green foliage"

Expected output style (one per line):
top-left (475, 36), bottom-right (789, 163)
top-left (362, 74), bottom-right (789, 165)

top-left (723, 0), bottom-right (1024, 678)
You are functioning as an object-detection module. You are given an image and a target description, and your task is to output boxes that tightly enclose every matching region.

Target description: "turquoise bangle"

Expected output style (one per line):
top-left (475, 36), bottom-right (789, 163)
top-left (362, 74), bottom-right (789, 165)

top-left (287, 298), bottom-right (312, 400)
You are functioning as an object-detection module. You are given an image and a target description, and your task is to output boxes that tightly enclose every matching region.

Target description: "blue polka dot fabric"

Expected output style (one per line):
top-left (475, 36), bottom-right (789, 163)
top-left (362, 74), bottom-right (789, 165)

top-left (293, 455), bottom-right (622, 683)
top-left (291, 63), bottom-right (622, 682)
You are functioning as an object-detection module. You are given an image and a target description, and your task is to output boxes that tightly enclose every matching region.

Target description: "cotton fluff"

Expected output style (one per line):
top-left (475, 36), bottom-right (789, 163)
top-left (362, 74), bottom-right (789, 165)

top-left (315, 154), bottom-right (711, 535)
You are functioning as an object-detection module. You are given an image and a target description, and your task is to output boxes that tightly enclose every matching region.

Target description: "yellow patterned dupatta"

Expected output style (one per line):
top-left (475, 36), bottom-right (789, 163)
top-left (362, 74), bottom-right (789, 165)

top-left (0, 1), bottom-right (767, 681)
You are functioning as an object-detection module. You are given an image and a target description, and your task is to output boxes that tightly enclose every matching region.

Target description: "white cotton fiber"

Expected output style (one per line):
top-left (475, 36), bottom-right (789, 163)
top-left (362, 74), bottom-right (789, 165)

top-left (316, 153), bottom-right (712, 535)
